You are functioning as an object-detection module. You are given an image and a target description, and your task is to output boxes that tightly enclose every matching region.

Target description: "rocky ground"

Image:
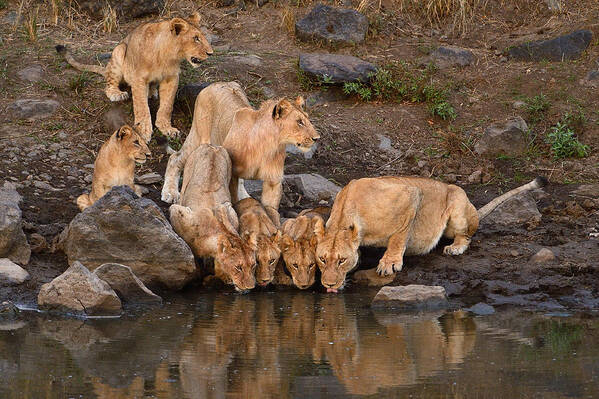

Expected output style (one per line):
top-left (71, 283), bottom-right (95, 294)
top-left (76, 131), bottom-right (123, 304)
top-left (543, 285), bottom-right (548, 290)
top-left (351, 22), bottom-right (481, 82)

top-left (0, 0), bottom-right (598, 310)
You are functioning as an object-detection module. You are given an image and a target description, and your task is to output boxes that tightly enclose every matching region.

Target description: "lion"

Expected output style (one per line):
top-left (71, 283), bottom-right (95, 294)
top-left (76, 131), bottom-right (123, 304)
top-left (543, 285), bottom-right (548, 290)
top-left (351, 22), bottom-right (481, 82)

top-left (233, 198), bottom-right (282, 287)
top-left (77, 125), bottom-right (150, 211)
top-left (161, 81), bottom-right (320, 226)
top-left (278, 207), bottom-right (329, 289)
top-left (316, 176), bottom-right (548, 292)
top-left (168, 144), bottom-right (257, 292)
top-left (56, 12), bottom-right (213, 142)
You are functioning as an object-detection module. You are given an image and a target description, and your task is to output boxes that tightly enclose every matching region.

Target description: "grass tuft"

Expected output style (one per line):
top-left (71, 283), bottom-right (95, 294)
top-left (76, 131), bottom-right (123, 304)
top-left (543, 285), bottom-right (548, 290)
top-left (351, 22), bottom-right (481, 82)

top-left (102, 3), bottom-right (118, 34)
top-left (24, 6), bottom-right (39, 42)
top-left (524, 94), bottom-right (550, 124)
top-left (547, 120), bottom-right (589, 159)
top-left (280, 6), bottom-right (295, 35)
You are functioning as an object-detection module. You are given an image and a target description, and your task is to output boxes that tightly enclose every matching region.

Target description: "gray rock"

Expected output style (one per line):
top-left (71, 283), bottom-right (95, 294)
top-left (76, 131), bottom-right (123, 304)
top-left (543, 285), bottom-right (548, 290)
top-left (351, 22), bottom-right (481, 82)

top-left (371, 285), bottom-right (449, 310)
top-left (136, 172), bottom-right (162, 185)
top-left (283, 173), bottom-right (341, 202)
top-left (243, 180), bottom-right (263, 197)
top-left (465, 302), bottom-right (495, 315)
top-left (431, 46), bottom-right (475, 68)
top-left (467, 170), bottom-right (482, 184)
top-left (474, 116), bottom-right (528, 157)
top-left (58, 186), bottom-right (196, 290)
top-left (531, 248), bottom-right (556, 263)
top-left (78, 0), bottom-right (164, 19)
top-left (572, 184), bottom-right (599, 198)
top-left (3, 11), bottom-right (20, 25)
top-left (32, 181), bottom-right (61, 192)
top-left (286, 143), bottom-right (318, 159)
top-left (230, 54), bottom-right (262, 67)
top-left (0, 258), bottom-right (30, 285)
top-left (0, 182), bottom-right (31, 265)
top-left (508, 30), bottom-right (593, 62)
top-left (96, 52), bottom-right (112, 63)
top-left (580, 70), bottom-right (599, 88)
top-left (295, 4), bottom-right (368, 46)
top-left (512, 100), bottom-right (526, 109)
top-left (7, 99), bottom-right (60, 120)
top-left (38, 261), bottom-right (122, 316)
top-left (175, 82), bottom-right (211, 113)
top-left (93, 263), bottom-right (162, 305)
top-left (17, 65), bottom-right (43, 82)
top-left (482, 191), bottom-right (541, 226)
top-left (299, 53), bottom-right (377, 83)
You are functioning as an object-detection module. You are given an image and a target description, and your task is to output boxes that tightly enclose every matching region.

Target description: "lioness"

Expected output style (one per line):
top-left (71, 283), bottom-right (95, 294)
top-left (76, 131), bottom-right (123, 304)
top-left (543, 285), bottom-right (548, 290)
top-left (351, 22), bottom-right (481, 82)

top-left (279, 207), bottom-right (329, 289)
top-left (77, 125), bottom-right (150, 211)
top-left (161, 82), bottom-right (320, 225)
top-left (56, 12), bottom-right (212, 142)
top-left (234, 198), bottom-right (282, 287)
top-left (169, 144), bottom-right (257, 292)
top-left (316, 176), bottom-right (547, 292)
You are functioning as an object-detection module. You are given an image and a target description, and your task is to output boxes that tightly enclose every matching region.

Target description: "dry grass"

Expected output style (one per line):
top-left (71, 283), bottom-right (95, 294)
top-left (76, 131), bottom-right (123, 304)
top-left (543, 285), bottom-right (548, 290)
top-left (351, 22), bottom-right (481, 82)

top-left (51, 0), bottom-right (61, 25)
top-left (280, 6), bottom-right (295, 34)
top-left (102, 3), bottom-right (118, 33)
top-left (398, 0), bottom-right (482, 34)
top-left (24, 5), bottom-right (39, 41)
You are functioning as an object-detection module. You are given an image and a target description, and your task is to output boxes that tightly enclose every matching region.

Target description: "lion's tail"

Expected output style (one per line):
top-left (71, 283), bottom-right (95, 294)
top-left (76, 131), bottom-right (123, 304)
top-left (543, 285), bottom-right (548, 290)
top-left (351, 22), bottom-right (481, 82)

top-left (477, 176), bottom-right (548, 220)
top-left (76, 193), bottom-right (93, 211)
top-left (56, 45), bottom-right (106, 76)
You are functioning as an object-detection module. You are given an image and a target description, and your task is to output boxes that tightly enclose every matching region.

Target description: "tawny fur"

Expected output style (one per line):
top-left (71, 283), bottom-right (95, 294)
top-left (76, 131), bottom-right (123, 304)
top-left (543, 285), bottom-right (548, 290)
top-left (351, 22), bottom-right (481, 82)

top-left (168, 144), bottom-right (257, 292)
top-left (161, 82), bottom-right (320, 226)
top-left (56, 13), bottom-right (212, 142)
top-left (234, 198), bottom-right (282, 287)
top-left (316, 176), bottom-right (547, 291)
top-left (77, 125), bottom-right (150, 211)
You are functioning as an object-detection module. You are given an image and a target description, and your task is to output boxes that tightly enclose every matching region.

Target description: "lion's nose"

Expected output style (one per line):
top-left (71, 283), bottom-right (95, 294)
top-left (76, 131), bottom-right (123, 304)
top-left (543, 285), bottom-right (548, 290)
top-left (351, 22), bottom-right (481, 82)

top-left (191, 57), bottom-right (202, 63)
top-left (323, 282), bottom-right (335, 288)
top-left (313, 136), bottom-right (320, 141)
top-left (206, 49), bottom-right (214, 55)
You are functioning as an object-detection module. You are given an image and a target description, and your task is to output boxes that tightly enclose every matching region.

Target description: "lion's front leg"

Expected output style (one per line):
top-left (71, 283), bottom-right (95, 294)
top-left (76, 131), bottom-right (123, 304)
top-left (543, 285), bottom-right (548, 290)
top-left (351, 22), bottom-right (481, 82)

top-left (261, 180), bottom-right (282, 227)
top-left (131, 80), bottom-right (153, 142)
top-left (155, 75), bottom-right (180, 139)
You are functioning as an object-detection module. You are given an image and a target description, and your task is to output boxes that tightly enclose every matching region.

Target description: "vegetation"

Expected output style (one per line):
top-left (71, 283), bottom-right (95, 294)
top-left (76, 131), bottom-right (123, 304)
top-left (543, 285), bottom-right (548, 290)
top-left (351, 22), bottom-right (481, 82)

top-left (547, 120), bottom-right (589, 159)
top-left (68, 72), bottom-right (93, 94)
top-left (524, 94), bottom-right (551, 124)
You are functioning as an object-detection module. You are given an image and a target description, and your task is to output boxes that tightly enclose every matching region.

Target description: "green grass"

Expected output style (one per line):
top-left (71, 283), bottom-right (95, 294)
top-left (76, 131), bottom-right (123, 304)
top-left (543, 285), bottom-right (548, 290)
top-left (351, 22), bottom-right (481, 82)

top-left (547, 120), bottom-right (589, 159)
top-left (68, 72), bottom-right (93, 93)
top-left (524, 93), bottom-right (550, 124)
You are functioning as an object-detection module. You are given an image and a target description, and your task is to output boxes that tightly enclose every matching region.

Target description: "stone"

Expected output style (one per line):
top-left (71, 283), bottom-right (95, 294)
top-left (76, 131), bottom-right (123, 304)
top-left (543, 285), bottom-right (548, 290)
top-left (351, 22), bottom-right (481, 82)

top-left (371, 285), bottom-right (449, 310)
top-left (29, 233), bottom-right (47, 253)
top-left (295, 5), bottom-right (368, 46)
top-left (33, 180), bottom-right (61, 192)
top-left (0, 182), bottom-right (31, 265)
top-left (474, 116), bottom-right (528, 157)
top-left (243, 180), bottom-right (263, 197)
top-left (283, 173), bottom-right (341, 202)
top-left (37, 261), bottom-right (122, 316)
top-left (299, 53), bottom-right (377, 83)
top-left (17, 65), bottom-right (43, 82)
top-left (482, 191), bottom-right (542, 226)
top-left (93, 263), bottom-right (162, 305)
top-left (572, 184), bottom-right (599, 198)
top-left (445, 174), bottom-right (457, 184)
top-left (230, 54), bottom-right (262, 67)
top-left (97, 52), bottom-right (112, 63)
top-left (175, 82), bottom-right (211, 113)
top-left (58, 186), bottom-right (196, 290)
top-left (465, 302), bottom-right (495, 315)
top-left (0, 258), bottom-right (30, 285)
top-left (512, 100), bottom-right (526, 109)
top-left (136, 172), bottom-right (162, 185)
top-left (580, 70), bottom-right (599, 88)
top-left (431, 46), bottom-right (475, 68)
top-left (7, 99), bottom-right (60, 120)
top-left (78, 0), bottom-right (164, 19)
top-left (531, 248), bottom-right (556, 263)
top-left (467, 170), bottom-right (482, 184)
top-left (377, 134), bottom-right (401, 156)
top-left (545, 0), bottom-right (562, 11)
top-left (508, 30), bottom-right (593, 62)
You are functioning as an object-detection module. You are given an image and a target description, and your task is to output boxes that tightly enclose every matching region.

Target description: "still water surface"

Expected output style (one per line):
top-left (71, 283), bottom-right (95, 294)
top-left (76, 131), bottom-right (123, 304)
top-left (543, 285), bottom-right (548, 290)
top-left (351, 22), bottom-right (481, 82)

top-left (1, 290), bottom-right (598, 398)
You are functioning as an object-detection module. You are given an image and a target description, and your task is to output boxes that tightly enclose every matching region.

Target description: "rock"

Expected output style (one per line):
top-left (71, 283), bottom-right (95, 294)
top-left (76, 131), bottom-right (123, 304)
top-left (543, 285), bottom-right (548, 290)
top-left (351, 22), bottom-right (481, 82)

top-left (445, 174), bottom-right (457, 184)
top-left (295, 5), bottom-right (368, 46)
top-left (175, 82), bottom-right (211, 113)
top-left (17, 65), bottom-right (43, 82)
top-left (371, 285), bottom-right (449, 310)
top-left (545, 0), bottom-right (562, 11)
top-left (7, 99), bottom-right (60, 120)
top-left (215, 0), bottom-right (235, 6)
top-left (243, 180), bottom-right (263, 197)
top-left (299, 53), bottom-right (377, 83)
top-left (286, 143), bottom-right (318, 160)
top-left (136, 172), bottom-right (162, 185)
top-left (531, 248), bottom-right (556, 263)
top-left (29, 233), bottom-right (47, 253)
top-left (482, 191), bottom-right (541, 226)
top-left (580, 70), bottom-right (599, 88)
top-left (377, 134), bottom-right (401, 156)
top-left (430, 46), bottom-right (475, 68)
top-left (474, 116), bottom-right (528, 157)
top-left (200, 27), bottom-right (220, 45)
top-left (465, 302), bottom-right (495, 315)
top-left (58, 186), bottom-right (196, 290)
top-left (0, 182), bottom-right (31, 265)
top-left (38, 261), bottom-right (122, 316)
top-left (508, 30), bottom-right (593, 62)
top-left (96, 52), bottom-right (112, 63)
top-left (3, 11), bottom-right (20, 25)
top-left (78, 0), bottom-right (164, 19)
top-left (572, 184), bottom-right (599, 198)
top-left (0, 258), bottom-right (30, 285)
top-left (93, 263), bottom-right (162, 305)
top-left (283, 173), bottom-right (341, 202)
top-left (512, 100), bottom-right (526, 109)
top-left (230, 54), bottom-right (262, 67)
top-left (33, 180), bottom-right (61, 192)
top-left (352, 268), bottom-right (395, 286)
top-left (467, 170), bottom-right (482, 184)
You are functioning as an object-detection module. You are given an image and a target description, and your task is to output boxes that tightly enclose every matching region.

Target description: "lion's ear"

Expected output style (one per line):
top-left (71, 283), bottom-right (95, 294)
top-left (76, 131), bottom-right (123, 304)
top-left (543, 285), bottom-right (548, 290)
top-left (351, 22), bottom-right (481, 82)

top-left (217, 235), bottom-right (231, 254)
top-left (247, 232), bottom-right (258, 251)
top-left (313, 217), bottom-right (325, 239)
top-left (116, 125), bottom-right (132, 140)
top-left (188, 12), bottom-right (201, 25)
top-left (295, 96), bottom-right (305, 109)
top-left (272, 99), bottom-right (291, 120)
top-left (170, 18), bottom-right (188, 35)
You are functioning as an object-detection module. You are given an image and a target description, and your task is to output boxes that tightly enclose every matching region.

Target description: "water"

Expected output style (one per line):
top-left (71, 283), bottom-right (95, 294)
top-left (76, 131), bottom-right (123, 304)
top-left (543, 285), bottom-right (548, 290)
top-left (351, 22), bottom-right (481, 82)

top-left (1, 290), bottom-right (598, 398)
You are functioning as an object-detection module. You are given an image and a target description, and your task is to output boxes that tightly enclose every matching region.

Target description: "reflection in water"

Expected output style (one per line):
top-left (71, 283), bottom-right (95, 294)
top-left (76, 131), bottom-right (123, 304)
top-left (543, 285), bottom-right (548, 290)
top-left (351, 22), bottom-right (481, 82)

top-left (1, 292), bottom-right (598, 398)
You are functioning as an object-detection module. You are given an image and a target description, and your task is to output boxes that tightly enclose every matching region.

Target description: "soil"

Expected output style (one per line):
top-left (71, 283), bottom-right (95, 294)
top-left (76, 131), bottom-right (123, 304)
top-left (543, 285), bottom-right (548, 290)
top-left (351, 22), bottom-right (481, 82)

top-left (0, 0), bottom-right (598, 310)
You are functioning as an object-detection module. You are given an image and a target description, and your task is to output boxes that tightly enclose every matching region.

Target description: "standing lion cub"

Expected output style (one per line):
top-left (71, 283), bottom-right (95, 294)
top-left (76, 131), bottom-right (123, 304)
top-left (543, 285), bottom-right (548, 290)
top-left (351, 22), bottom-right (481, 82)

top-left (56, 12), bottom-right (213, 142)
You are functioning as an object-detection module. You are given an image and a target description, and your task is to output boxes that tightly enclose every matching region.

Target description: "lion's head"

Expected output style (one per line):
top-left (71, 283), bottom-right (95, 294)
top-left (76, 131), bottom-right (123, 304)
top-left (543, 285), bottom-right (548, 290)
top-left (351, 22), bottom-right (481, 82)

top-left (170, 12), bottom-right (213, 68)
top-left (272, 96), bottom-right (320, 152)
top-left (254, 231), bottom-right (282, 286)
top-left (315, 223), bottom-right (360, 293)
top-left (215, 233), bottom-right (257, 292)
top-left (114, 125), bottom-right (151, 165)
top-left (280, 216), bottom-right (324, 289)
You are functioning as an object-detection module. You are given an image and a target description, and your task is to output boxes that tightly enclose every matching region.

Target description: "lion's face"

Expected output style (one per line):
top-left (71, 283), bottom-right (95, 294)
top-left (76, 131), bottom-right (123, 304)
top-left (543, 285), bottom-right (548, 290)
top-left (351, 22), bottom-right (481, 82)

top-left (255, 232), bottom-right (282, 286)
top-left (273, 97), bottom-right (320, 152)
top-left (115, 125), bottom-right (151, 165)
top-left (281, 236), bottom-right (319, 289)
top-left (315, 225), bottom-right (360, 293)
top-left (215, 234), bottom-right (257, 292)
top-left (170, 13), bottom-right (213, 68)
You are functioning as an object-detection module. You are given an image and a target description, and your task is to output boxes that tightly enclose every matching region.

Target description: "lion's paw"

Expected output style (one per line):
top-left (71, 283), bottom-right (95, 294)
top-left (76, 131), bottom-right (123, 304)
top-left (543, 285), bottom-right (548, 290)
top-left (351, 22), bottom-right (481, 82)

top-left (161, 188), bottom-right (180, 204)
top-left (376, 254), bottom-right (403, 276)
top-left (156, 123), bottom-right (180, 139)
top-left (106, 89), bottom-right (129, 102)
top-left (443, 245), bottom-right (467, 256)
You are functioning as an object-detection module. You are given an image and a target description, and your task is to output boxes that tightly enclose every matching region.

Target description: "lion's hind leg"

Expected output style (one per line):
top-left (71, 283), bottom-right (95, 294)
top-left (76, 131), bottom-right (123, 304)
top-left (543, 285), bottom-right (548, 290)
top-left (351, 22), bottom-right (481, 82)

top-left (442, 186), bottom-right (479, 256)
top-left (104, 43), bottom-right (129, 102)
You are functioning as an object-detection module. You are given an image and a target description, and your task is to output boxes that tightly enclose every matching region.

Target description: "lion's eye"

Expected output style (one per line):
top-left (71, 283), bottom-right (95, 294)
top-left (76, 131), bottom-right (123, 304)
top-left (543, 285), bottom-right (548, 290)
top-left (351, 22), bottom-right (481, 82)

top-left (339, 258), bottom-right (346, 264)
top-left (319, 256), bottom-right (326, 263)
top-left (235, 265), bottom-right (242, 272)
top-left (297, 119), bottom-right (304, 127)
top-left (194, 36), bottom-right (200, 42)
top-left (133, 140), bottom-right (140, 146)
top-left (309, 263), bottom-right (315, 269)
top-left (269, 258), bottom-right (276, 265)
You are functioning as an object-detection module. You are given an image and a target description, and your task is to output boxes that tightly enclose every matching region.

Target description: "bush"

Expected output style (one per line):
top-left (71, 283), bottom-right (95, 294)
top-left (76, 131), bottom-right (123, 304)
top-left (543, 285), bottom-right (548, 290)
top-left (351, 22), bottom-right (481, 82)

top-left (547, 121), bottom-right (589, 159)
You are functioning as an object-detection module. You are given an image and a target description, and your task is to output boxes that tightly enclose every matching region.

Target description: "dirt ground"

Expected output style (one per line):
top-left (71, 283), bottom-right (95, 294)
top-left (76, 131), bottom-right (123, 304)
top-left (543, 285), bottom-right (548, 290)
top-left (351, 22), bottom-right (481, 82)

top-left (0, 0), bottom-right (598, 310)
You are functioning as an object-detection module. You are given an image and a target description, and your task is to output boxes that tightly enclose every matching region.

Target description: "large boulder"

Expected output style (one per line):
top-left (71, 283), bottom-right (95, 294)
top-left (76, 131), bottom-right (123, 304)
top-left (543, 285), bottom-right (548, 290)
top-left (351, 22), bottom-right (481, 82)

top-left (93, 263), bottom-right (162, 305)
top-left (430, 46), bottom-right (475, 68)
top-left (58, 186), bottom-right (196, 290)
top-left (299, 53), bottom-right (377, 83)
top-left (372, 285), bottom-right (449, 310)
top-left (7, 99), bottom-right (60, 120)
top-left (508, 30), bottom-right (593, 62)
top-left (37, 261), bottom-right (122, 316)
top-left (283, 173), bottom-right (342, 202)
top-left (78, 0), bottom-right (164, 19)
top-left (481, 191), bottom-right (542, 226)
top-left (0, 258), bottom-right (30, 285)
top-left (0, 182), bottom-right (30, 265)
top-left (295, 5), bottom-right (368, 46)
top-left (474, 117), bottom-right (528, 157)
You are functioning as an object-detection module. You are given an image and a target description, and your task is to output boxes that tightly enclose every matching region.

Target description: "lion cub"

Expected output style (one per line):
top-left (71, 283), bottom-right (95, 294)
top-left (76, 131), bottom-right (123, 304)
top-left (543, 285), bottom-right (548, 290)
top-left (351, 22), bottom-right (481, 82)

top-left (56, 13), bottom-right (212, 141)
top-left (234, 198), bottom-right (282, 287)
top-left (77, 125), bottom-right (150, 211)
top-left (169, 144), bottom-right (257, 292)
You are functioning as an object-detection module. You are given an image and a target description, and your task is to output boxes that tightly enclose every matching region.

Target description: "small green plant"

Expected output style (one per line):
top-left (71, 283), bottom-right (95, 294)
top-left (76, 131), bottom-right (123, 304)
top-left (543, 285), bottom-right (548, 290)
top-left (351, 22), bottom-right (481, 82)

top-left (0, 0), bottom-right (7, 9)
top-left (524, 94), bottom-right (550, 124)
top-left (68, 72), bottom-right (92, 93)
top-left (547, 121), bottom-right (589, 159)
